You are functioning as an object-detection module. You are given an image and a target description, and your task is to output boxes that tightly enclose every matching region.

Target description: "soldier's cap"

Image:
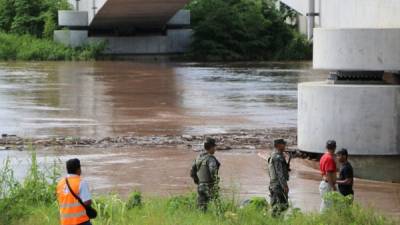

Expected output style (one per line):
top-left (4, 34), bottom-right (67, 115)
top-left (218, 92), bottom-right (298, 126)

top-left (326, 140), bottom-right (337, 149)
top-left (204, 137), bottom-right (217, 150)
top-left (274, 139), bottom-right (287, 146)
top-left (336, 148), bottom-right (348, 156)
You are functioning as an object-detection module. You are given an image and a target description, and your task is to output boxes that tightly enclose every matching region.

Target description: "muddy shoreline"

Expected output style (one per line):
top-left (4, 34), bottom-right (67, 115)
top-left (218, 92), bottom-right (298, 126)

top-left (1, 128), bottom-right (400, 218)
top-left (0, 128), bottom-right (297, 151)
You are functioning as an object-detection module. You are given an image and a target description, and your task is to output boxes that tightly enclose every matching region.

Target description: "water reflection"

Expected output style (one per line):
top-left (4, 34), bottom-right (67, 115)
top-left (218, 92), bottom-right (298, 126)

top-left (0, 61), bottom-right (325, 137)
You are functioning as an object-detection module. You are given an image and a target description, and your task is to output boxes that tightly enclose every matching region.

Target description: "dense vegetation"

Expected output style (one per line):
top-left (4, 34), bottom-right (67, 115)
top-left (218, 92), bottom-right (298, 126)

top-left (0, 153), bottom-right (396, 225)
top-left (0, 0), bottom-right (70, 38)
top-left (0, 0), bottom-right (309, 61)
top-left (187, 0), bottom-right (312, 61)
top-left (0, 33), bottom-right (105, 60)
top-left (0, 0), bottom-right (104, 60)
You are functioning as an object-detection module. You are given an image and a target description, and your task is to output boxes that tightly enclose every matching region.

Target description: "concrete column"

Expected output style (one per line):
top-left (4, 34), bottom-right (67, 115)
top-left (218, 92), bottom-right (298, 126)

top-left (55, 10), bottom-right (89, 47)
top-left (307, 0), bottom-right (315, 40)
top-left (54, 30), bottom-right (88, 48)
top-left (313, 28), bottom-right (400, 71)
top-left (298, 82), bottom-right (400, 181)
top-left (58, 10), bottom-right (88, 27)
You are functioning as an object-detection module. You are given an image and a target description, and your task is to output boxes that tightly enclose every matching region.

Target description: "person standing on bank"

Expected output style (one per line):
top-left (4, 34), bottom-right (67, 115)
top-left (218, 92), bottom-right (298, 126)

top-left (268, 139), bottom-right (290, 217)
top-left (319, 140), bottom-right (338, 212)
top-left (336, 148), bottom-right (354, 199)
top-left (56, 158), bottom-right (95, 225)
top-left (190, 137), bottom-right (221, 212)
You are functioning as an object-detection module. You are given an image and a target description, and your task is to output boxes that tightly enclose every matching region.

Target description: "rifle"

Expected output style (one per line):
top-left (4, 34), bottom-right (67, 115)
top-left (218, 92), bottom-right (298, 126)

top-left (284, 149), bottom-right (302, 172)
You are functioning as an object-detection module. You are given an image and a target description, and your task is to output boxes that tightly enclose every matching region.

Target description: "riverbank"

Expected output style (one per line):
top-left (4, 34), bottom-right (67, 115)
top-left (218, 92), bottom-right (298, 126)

top-left (1, 144), bottom-right (400, 219)
top-left (0, 33), bottom-right (104, 61)
top-left (0, 153), bottom-right (397, 225)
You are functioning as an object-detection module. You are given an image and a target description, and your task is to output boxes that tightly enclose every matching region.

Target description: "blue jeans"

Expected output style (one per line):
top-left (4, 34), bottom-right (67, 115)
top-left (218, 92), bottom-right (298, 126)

top-left (79, 221), bottom-right (92, 225)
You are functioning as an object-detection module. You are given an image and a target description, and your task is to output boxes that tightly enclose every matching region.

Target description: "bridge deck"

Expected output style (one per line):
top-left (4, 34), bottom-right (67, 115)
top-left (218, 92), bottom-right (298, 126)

top-left (90, 0), bottom-right (190, 30)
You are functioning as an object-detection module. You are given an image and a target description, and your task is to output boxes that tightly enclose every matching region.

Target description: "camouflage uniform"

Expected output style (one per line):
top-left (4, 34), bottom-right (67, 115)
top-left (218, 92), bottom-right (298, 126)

top-left (190, 152), bottom-right (220, 212)
top-left (268, 150), bottom-right (289, 217)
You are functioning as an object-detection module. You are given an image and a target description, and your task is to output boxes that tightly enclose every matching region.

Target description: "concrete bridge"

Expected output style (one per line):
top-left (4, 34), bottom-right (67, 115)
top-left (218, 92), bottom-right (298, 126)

top-left (55, 0), bottom-right (192, 54)
top-left (280, 0), bottom-right (400, 182)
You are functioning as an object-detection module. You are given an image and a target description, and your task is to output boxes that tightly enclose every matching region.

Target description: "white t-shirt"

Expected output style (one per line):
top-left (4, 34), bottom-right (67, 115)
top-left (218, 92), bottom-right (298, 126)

top-left (65, 174), bottom-right (92, 202)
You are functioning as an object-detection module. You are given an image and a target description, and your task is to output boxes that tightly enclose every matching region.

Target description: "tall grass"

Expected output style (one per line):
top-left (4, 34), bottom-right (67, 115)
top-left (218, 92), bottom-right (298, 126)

top-left (0, 153), bottom-right (397, 225)
top-left (0, 32), bottom-right (105, 60)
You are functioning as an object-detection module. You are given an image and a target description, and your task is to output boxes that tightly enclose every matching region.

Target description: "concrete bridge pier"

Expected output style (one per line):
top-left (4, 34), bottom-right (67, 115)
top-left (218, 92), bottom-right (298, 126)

top-left (279, 0), bottom-right (400, 182)
top-left (54, 11), bottom-right (89, 48)
top-left (298, 27), bottom-right (400, 182)
top-left (54, 0), bottom-right (192, 54)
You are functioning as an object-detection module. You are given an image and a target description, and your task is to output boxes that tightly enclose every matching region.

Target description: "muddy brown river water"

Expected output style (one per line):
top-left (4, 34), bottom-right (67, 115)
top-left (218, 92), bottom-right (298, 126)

top-left (0, 61), bottom-right (399, 217)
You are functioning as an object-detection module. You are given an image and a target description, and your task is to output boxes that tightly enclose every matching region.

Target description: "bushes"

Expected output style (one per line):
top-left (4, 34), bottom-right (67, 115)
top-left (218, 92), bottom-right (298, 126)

top-left (0, 0), bottom-right (71, 38)
top-left (0, 154), bottom-right (397, 225)
top-left (0, 152), bottom-right (59, 225)
top-left (187, 0), bottom-right (311, 61)
top-left (127, 191), bottom-right (142, 209)
top-left (0, 0), bottom-right (104, 61)
top-left (0, 32), bottom-right (105, 60)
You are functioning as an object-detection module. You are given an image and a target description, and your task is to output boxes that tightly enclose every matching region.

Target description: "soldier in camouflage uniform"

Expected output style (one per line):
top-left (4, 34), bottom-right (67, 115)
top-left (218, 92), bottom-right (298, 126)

top-left (190, 138), bottom-right (221, 212)
top-left (268, 139), bottom-right (290, 217)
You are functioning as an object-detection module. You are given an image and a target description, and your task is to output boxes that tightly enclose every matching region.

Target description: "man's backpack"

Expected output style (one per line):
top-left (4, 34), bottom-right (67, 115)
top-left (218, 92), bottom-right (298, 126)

top-left (190, 161), bottom-right (200, 184)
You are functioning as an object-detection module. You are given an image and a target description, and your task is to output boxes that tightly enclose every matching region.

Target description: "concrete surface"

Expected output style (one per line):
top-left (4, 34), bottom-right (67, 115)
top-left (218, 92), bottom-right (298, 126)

top-left (313, 28), bottom-right (400, 71)
top-left (319, 0), bottom-right (400, 28)
top-left (88, 29), bottom-right (192, 54)
top-left (167, 9), bottom-right (190, 26)
top-left (281, 0), bottom-right (400, 28)
top-left (298, 82), bottom-right (400, 156)
top-left (58, 10), bottom-right (89, 27)
top-left (54, 30), bottom-right (89, 47)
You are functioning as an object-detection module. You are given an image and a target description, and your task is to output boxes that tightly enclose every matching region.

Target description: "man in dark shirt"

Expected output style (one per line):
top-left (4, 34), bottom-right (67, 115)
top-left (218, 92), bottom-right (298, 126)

top-left (336, 148), bottom-right (354, 198)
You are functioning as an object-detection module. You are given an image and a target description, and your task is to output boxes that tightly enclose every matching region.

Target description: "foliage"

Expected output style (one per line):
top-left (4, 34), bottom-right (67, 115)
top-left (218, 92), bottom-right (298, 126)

top-left (0, 155), bottom-right (397, 225)
top-left (127, 191), bottom-right (142, 209)
top-left (0, 32), bottom-right (105, 60)
top-left (0, 0), bottom-right (71, 38)
top-left (0, 0), bottom-right (16, 32)
top-left (42, 11), bottom-right (57, 39)
top-left (187, 0), bottom-right (311, 61)
top-left (0, 151), bottom-right (60, 225)
top-left (245, 197), bottom-right (269, 211)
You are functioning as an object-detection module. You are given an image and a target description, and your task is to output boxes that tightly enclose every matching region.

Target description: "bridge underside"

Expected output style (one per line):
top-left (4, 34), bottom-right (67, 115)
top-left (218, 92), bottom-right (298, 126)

top-left (90, 0), bottom-right (190, 30)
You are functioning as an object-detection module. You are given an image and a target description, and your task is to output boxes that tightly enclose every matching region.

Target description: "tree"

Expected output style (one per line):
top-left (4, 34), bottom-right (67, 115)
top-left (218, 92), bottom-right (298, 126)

top-left (11, 0), bottom-right (43, 36)
top-left (187, 0), bottom-right (311, 61)
top-left (0, 0), bottom-right (16, 32)
top-left (0, 0), bottom-right (71, 37)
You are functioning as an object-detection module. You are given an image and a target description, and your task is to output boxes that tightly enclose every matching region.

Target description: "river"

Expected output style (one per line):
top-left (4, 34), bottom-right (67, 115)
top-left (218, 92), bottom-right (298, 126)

top-left (0, 61), bottom-right (399, 217)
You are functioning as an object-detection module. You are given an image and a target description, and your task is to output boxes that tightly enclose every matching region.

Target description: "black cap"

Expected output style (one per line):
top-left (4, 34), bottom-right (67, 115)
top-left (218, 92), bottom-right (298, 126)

top-left (274, 139), bottom-right (287, 146)
top-left (204, 137), bottom-right (217, 150)
top-left (326, 140), bottom-right (337, 150)
top-left (337, 148), bottom-right (348, 156)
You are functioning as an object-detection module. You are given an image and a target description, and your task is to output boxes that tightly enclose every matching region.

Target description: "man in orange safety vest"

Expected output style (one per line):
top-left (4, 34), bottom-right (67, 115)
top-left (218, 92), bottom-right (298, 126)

top-left (56, 158), bottom-right (93, 225)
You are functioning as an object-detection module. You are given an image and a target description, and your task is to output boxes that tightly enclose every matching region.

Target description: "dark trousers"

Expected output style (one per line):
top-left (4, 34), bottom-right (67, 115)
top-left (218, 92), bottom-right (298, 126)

top-left (197, 183), bottom-right (211, 212)
top-left (270, 187), bottom-right (289, 217)
top-left (78, 221), bottom-right (92, 225)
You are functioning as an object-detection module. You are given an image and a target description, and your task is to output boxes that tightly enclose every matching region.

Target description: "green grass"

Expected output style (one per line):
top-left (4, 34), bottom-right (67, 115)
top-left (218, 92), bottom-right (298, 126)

top-left (0, 152), bottom-right (397, 225)
top-left (0, 32), bottom-right (105, 60)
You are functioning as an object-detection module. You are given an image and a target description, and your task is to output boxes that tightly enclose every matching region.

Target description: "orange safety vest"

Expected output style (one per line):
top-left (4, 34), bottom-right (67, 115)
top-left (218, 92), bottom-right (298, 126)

top-left (56, 176), bottom-right (89, 225)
